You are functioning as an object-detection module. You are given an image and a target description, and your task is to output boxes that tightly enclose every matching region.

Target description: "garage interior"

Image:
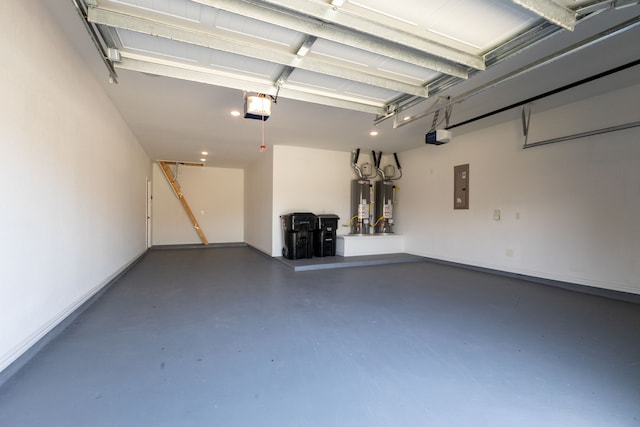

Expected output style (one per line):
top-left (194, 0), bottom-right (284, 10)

top-left (1, 0), bottom-right (639, 425)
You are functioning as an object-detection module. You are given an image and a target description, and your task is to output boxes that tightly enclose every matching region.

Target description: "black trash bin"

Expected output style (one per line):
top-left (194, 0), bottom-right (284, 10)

top-left (314, 214), bottom-right (340, 257)
top-left (281, 212), bottom-right (316, 260)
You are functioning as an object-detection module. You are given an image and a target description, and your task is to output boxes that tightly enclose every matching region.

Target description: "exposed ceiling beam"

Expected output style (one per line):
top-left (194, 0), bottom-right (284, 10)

top-left (392, 15), bottom-right (640, 128)
top-left (375, 1), bottom-right (620, 123)
top-left (115, 52), bottom-right (386, 115)
top-left (296, 35), bottom-right (317, 57)
top-left (511, 0), bottom-right (577, 31)
top-left (255, 0), bottom-right (485, 70)
top-left (275, 66), bottom-right (295, 88)
top-left (71, 0), bottom-right (118, 83)
top-left (88, 5), bottom-right (429, 97)
top-left (191, 0), bottom-right (470, 78)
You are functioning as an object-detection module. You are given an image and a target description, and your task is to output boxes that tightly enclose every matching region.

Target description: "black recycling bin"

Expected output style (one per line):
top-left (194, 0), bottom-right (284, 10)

top-left (314, 214), bottom-right (340, 257)
top-left (281, 212), bottom-right (316, 260)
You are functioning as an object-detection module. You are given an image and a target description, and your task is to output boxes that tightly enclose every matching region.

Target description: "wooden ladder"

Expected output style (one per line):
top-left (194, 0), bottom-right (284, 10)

top-left (158, 161), bottom-right (209, 245)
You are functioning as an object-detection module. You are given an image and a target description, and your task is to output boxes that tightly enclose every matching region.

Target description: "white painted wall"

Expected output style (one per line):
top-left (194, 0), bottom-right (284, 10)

top-left (400, 83), bottom-right (640, 294)
top-left (152, 164), bottom-right (244, 245)
top-left (244, 149), bottom-right (274, 254)
top-left (272, 145), bottom-right (352, 256)
top-left (0, 2), bottom-right (151, 373)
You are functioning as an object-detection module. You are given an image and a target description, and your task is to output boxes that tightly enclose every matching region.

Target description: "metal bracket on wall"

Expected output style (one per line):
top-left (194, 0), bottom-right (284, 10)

top-left (523, 120), bottom-right (640, 149)
top-left (158, 161), bottom-right (209, 245)
top-left (521, 104), bottom-right (533, 146)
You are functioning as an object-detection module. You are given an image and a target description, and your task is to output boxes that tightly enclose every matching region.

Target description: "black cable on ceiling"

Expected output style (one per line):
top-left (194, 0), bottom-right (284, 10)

top-left (446, 58), bottom-right (640, 131)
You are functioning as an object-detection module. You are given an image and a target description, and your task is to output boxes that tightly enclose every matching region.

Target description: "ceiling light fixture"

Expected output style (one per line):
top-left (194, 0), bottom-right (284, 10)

top-left (331, 0), bottom-right (346, 7)
top-left (243, 91), bottom-right (276, 151)
top-left (370, 131), bottom-right (379, 136)
top-left (230, 110), bottom-right (241, 117)
top-left (244, 92), bottom-right (271, 121)
top-left (200, 158), bottom-right (207, 162)
top-left (201, 151), bottom-right (208, 155)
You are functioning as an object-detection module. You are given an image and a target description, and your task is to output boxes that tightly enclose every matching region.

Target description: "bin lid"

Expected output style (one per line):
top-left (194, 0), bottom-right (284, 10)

top-left (316, 214), bottom-right (340, 227)
top-left (280, 212), bottom-right (316, 218)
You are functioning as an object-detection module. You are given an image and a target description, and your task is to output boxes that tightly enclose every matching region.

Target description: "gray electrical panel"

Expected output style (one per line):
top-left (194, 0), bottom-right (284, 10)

top-left (454, 164), bottom-right (469, 210)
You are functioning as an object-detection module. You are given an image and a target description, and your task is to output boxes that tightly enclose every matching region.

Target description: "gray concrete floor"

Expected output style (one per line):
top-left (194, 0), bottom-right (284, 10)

top-left (1, 247), bottom-right (639, 426)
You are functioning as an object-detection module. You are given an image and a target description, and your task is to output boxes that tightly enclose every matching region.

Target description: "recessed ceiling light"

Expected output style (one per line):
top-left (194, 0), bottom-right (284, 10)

top-left (403, 116), bottom-right (411, 121)
top-left (230, 110), bottom-right (241, 117)
top-left (370, 131), bottom-right (379, 136)
top-left (200, 158), bottom-right (207, 162)
top-left (201, 151), bottom-right (208, 155)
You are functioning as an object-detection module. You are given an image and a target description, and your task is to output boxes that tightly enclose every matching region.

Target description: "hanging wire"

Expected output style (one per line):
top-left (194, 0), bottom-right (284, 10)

top-left (430, 109), bottom-right (440, 132)
top-left (444, 104), bottom-right (452, 127)
top-left (260, 101), bottom-right (266, 151)
top-left (430, 97), bottom-right (453, 131)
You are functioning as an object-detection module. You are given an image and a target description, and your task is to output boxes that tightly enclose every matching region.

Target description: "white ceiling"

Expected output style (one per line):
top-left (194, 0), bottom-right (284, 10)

top-left (45, 0), bottom-right (640, 168)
